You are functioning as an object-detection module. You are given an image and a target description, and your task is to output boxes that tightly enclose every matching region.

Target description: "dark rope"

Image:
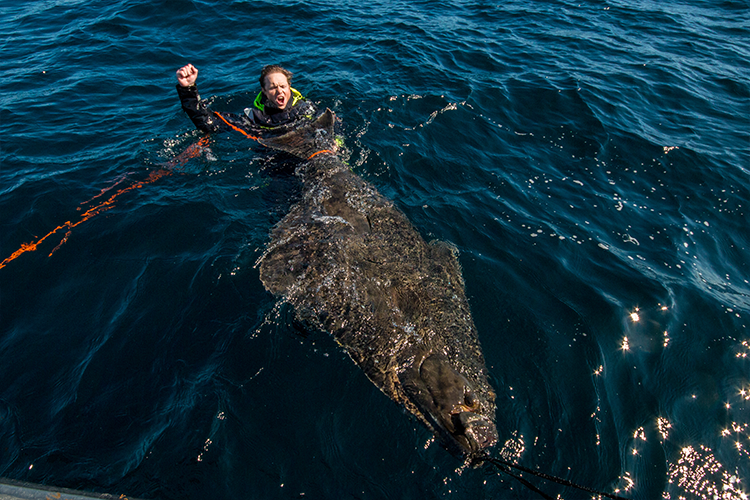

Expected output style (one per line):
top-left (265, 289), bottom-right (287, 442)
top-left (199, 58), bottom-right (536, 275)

top-left (490, 461), bottom-right (554, 500)
top-left (474, 452), bottom-right (630, 500)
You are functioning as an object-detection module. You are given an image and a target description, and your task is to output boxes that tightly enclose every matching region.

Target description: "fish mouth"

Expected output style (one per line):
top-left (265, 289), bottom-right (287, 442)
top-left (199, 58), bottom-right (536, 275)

top-left (399, 352), bottom-right (497, 457)
top-left (451, 411), bottom-right (497, 455)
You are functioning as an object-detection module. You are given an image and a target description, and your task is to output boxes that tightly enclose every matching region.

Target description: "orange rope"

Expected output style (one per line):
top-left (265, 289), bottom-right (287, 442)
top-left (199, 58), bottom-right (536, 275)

top-left (0, 135), bottom-right (211, 270)
top-left (307, 149), bottom-right (334, 160)
top-left (1, 112), bottom-right (331, 271)
top-left (213, 112), bottom-right (262, 141)
top-left (212, 112), bottom-right (336, 162)
top-left (79, 172), bottom-right (132, 206)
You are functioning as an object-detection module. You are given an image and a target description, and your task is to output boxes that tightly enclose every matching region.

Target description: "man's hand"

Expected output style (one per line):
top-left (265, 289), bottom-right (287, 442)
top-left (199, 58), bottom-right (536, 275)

top-left (176, 64), bottom-right (198, 87)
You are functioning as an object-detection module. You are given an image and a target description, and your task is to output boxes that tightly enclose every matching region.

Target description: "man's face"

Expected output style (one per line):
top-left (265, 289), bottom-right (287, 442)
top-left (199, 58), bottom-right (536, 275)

top-left (262, 72), bottom-right (292, 110)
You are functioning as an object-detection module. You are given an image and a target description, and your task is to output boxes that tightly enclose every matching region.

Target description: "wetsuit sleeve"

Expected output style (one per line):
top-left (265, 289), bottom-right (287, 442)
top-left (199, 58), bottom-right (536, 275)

top-left (176, 84), bottom-right (252, 133)
top-left (176, 84), bottom-right (218, 132)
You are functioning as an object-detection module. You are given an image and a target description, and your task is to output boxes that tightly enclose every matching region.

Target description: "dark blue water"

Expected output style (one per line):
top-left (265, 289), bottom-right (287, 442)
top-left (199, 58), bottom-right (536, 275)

top-left (1, 0), bottom-right (749, 498)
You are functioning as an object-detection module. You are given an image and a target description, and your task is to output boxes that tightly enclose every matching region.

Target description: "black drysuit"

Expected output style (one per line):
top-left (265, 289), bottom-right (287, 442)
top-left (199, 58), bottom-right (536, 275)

top-left (176, 84), bottom-right (316, 134)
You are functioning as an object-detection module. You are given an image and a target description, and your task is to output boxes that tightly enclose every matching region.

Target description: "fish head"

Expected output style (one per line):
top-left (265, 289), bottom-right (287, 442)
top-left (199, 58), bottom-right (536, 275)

top-left (399, 352), bottom-right (497, 458)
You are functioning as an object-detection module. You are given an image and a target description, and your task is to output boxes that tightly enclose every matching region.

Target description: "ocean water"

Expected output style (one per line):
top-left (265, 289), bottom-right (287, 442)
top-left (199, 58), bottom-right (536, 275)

top-left (1, 0), bottom-right (749, 498)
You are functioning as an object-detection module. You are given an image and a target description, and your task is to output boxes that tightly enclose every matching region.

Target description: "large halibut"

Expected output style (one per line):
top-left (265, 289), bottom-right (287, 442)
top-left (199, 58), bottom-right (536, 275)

top-left (258, 110), bottom-right (497, 458)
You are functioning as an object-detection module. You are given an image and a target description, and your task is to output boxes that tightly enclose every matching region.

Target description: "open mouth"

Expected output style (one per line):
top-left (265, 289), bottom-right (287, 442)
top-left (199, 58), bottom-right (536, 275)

top-left (399, 352), bottom-right (497, 457)
top-left (451, 411), bottom-right (498, 454)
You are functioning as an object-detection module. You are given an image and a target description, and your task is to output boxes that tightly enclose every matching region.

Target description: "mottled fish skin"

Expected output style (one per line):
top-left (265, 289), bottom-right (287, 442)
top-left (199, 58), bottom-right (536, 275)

top-left (258, 110), bottom-right (497, 458)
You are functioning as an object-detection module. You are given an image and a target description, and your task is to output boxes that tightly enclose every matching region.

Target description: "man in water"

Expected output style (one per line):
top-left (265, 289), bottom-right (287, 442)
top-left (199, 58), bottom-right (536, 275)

top-left (175, 63), bottom-right (317, 133)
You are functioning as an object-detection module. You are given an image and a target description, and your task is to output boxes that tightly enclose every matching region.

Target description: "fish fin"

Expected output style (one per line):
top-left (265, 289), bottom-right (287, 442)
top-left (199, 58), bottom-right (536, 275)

top-left (258, 228), bottom-right (309, 296)
top-left (427, 240), bottom-right (465, 285)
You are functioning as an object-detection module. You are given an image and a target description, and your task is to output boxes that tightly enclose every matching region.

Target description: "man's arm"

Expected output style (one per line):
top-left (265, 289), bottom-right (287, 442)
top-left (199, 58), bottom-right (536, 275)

top-left (176, 84), bottom-right (224, 133)
top-left (175, 64), bottom-right (226, 133)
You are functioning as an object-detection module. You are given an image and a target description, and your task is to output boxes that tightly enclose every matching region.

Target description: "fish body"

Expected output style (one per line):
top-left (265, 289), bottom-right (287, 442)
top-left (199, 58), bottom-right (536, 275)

top-left (258, 110), bottom-right (497, 458)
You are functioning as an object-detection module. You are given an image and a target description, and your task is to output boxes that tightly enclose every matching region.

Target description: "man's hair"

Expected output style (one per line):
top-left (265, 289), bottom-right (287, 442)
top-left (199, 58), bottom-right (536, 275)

top-left (259, 65), bottom-right (293, 89)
